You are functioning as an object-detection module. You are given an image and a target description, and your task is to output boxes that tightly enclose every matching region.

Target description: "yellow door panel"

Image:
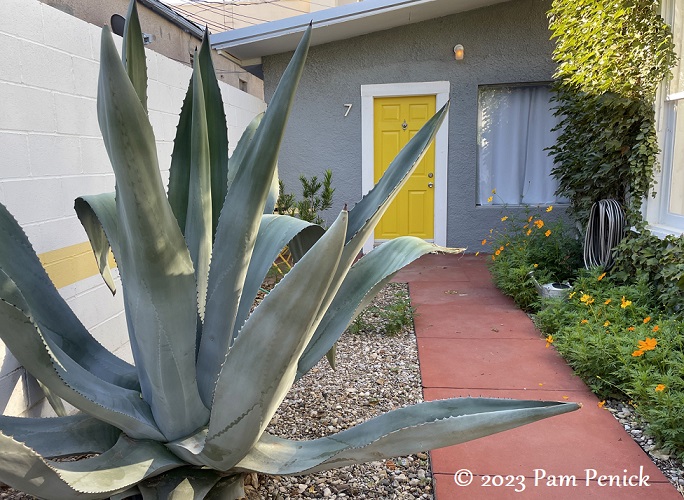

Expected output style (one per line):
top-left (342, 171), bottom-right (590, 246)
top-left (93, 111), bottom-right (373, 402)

top-left (374, 95), bottom-right (435, 240)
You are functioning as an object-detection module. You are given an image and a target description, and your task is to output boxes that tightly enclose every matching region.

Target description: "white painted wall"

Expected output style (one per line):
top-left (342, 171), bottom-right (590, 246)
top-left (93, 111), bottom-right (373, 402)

top-left (0, 0), bottom-right (266, 416)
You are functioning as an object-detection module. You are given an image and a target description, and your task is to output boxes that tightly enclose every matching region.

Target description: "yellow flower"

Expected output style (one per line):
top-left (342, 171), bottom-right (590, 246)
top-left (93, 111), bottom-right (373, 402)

top-left (475, 251), bottom-right (480, 256)
top-left (580, 294), bottom-right (594, 305)
top-left (562, 395), bottom-right (569, 400)
top-left (495, 249), bottom-right (501, 256)
top-left (487, 196), bottom-right (493, 203)
top-left (604, 299), bottom-right (612, 305)
top-left (491, 255), bottom-right (496, 261)
top-left (598, 400), bottom-right (606, 408)
top-left (581, 319), bottom-right (588, 324)
top-left (546, 206), bottom-right (553, 212)
top-left (632, 350), bottom-right (644, 357)
top-left (627, 326), bottom-right (635, 331)
top-left (545, 229), bottom-right (551, 237)
top-left (533, 263), bottom-right (539, 268)
top-left (620, 296), bottom-right (632, 309)
top-left (597, 272), bottom-right (606, 281)
top-left (545, 335), bottom-right (553, 347)
top-left (534, 219), bottom-right (544, 229)
top-left (491, 188), bottom-right (496, 194)
top-left (501, 216), bottom-right (508, 221)
top-left (643, 316), bottom-right (651, 324)
top-left (568, 291), bottom-right (576, 299)
top-left (652, 325), bottom-right (660, 332)
top-left (655, 384), bottom-right (666, 392)
top-left (528, 216), bottom-right (533, 222)
top-left (603, 321), bottom-right (610, 327)
top-left (499, 246), bottom-right (504, 251)
top-left (481, 239), bottom-right (487, 245)
top-left (526, 229), bottom-right (532, 236)
top-left (637, 337), bottom-right (657, 352)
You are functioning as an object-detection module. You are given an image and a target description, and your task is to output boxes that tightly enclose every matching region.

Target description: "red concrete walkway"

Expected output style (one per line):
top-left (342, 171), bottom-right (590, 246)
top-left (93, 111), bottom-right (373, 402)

top-left (394, 254), bottom-right (681, 499)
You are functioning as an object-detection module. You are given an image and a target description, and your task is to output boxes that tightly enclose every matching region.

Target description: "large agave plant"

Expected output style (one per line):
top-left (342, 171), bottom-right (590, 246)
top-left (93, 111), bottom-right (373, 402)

top-left (0, 2), bottom-right (579, 498)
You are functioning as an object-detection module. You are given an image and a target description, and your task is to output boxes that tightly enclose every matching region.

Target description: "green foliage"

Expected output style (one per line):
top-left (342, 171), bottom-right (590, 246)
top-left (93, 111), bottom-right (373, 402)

top-left (349, 286), bottom-right (416, 336)
top-left (547, 0), bottom-right (676, 225)
top-left (535, 269), bottom-right (684, 459)
top-left (276, 169), bottom-right (335, 225)
top-left (485, 204), bottom-right (582, 311)
top-left (611, 226), bottom-right (684, 317)
top-left (0, 3), bottom-right (578, 498)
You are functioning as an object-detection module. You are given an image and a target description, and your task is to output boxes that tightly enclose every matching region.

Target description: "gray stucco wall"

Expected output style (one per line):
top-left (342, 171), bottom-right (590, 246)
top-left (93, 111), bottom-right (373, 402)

top-left (263, 0), bottom-right (560, 250)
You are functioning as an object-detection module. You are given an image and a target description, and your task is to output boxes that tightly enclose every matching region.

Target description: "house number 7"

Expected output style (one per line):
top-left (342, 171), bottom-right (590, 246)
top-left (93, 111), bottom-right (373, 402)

top-left (344, 104), bottom-right (352, 117)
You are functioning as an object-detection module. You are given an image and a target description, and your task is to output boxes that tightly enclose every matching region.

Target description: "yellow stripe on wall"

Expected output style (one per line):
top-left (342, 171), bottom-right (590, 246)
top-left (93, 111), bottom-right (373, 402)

top-left (38, 242), bottom-right (116, 289)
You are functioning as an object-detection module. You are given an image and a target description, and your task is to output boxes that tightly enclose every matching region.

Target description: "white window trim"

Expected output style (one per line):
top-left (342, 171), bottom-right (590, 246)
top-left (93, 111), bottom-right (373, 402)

top-left (360, 81), bottom-right (450, 255)
top-left (645, 0), bottom-right (684, 237)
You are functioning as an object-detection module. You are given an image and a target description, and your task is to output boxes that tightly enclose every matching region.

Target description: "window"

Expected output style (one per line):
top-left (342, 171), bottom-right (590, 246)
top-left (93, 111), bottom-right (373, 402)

top-left (648, 0), bottom-right (684, 236)
top-left (477, 84), bottom-right (564, 205)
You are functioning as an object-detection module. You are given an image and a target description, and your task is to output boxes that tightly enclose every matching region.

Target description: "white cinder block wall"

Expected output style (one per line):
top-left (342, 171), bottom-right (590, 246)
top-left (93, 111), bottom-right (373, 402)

top-left (0, 0), bottom-right (266, 416)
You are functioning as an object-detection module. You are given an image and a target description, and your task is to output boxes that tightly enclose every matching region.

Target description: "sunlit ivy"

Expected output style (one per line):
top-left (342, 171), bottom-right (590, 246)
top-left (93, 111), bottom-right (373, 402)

top-left (547, 0), bottom-right (676, 225)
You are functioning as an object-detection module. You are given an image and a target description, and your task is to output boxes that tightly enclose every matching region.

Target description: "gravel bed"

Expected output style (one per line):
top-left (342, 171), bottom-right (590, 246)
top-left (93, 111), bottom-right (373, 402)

top-left (603, 399), bottom-right (684, 496)
top-left (252, 282), bottom-right (433, 499)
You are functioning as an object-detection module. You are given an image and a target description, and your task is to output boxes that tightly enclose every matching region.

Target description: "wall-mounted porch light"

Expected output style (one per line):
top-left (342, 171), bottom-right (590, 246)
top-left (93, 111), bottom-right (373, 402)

top-left (453, 44), bottom-right (464, 60)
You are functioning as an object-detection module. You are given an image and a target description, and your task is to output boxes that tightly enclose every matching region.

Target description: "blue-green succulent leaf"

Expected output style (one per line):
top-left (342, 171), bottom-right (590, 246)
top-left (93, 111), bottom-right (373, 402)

top-left (197, 25), bottom-right (312, 406)
top-left (98, 25), bottom-right (209, 440)
top-left (174, 210), bottom-right (346, 470)
top-left (0, 414), bottom-right (120, 458)
top-left (122, 0), bottom-right (147, 112)
top-left (235, 398), bottom-right (579, 475)
top-left (185, 52), bottom-right (212, 319)
top-left (167, 76), bottom-right (193, 234)
top-left (0, 202), bottom-right (136, 389)
top-left (231, 214), bottom-right (324, 343)
top-left (75, 193), bottom-right (119, 295)
top-left (0, 299), bottom-right (164, 440)
top-left (297, 238), bottom-right (463, 379)
top-left (0, 432), bottom-right (185, 499)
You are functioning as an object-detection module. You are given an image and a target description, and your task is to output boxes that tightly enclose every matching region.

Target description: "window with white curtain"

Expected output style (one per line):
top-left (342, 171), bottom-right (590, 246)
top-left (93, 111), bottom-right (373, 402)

top-left (477, 84), bottom-right (564, 206)
top-left (647, 0), bottom-right (684, 236)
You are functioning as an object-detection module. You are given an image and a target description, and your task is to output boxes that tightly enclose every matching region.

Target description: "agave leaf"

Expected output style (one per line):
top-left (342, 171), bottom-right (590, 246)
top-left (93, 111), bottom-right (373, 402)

top-left (173, 210), bottom-right (347, 470)
top-left (167, 30), bottom-right (229, 242)
top-left (0, 299), bottom-right (164, 441)
top-left (312, 104), bottom-right (449, 341)
top-left (0, 414), bottom-right (120, 458)
top-left (0, 203), bottom-right (137, 389)
top-left (197, 30), bottom-right (230, 237)
top-left (0, 433), bottom-right (185, 499)
top-left (121, 0), bottom-right (147, 112)
top-left (225, 112), bottom-right (263, 196)
top-left (167, 76), bottom-right (193, 234)
top-left (138, 467), bottom-right (244, 500)
top-left (235, 398), bottom-right (579, 475)
top-left (184, 53), bottom-right (212, 319)
top-left (197, 25), bottom-right (312, 406)
top-left (74, 193), bottom-right (119, 295)
top-left (231, 214), bottom-right (325, 343)
top-left (98, 25), bottom-right (209, 440)
top-left (36, 380), bottom-right (68, 417)
top-left (297, 238), bottom-right (463, 380)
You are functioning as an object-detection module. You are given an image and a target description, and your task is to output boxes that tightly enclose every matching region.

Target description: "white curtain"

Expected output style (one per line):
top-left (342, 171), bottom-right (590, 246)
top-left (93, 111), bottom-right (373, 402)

top-left (477, 85), bottom-right (563, 205)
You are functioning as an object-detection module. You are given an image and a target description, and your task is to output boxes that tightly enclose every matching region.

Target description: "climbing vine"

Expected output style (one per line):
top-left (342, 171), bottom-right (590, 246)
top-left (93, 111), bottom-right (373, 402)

top-left (547, 0), bottom-right (676, 225)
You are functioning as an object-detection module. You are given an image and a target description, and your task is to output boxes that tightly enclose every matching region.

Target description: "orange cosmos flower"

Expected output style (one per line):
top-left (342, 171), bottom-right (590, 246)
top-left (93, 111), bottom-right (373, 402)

top-left (598, 400), bottom-right (606, 408)
top-left (597, 272), bottom-right (606, 281)
top-left (652, 325), bottom-right (660, 332)
top-left (655, 384), bottom-right (666, 392)
top-left (632, 350), bottom-right (644, 357)
top-left (545, 230), bottom-right (551, 237)
top-left (637, 337), bottom-right (657, 352)
top-left (546, 206), bottom-right (553, 212)
top-left (643, 316), bottom-right (651, 324)
top-left (501, 216), bottom-right (508, 221)
top-left (604, 299), bottom-right (612, 305)
top-left (545, 335), bottom-right (554, 348)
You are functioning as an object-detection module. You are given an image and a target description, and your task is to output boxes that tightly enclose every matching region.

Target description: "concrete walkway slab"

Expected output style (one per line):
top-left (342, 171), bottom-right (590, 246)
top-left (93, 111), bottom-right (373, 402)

top-left (393, 254), bottom-right (681, 499)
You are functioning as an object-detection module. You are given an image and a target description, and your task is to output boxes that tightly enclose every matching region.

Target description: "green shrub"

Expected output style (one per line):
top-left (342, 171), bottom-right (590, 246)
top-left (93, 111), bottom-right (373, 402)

top-left (535, 269), bottom-right (684, 459)
top-left (611, 227), bottom-right (684, 317)
top-left (484, 204), bottom-right (582, 311)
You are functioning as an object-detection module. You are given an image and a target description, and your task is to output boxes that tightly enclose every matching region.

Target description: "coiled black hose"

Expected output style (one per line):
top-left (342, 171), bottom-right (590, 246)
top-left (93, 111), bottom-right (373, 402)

top-left (583, 199), bottom-right (625, 270)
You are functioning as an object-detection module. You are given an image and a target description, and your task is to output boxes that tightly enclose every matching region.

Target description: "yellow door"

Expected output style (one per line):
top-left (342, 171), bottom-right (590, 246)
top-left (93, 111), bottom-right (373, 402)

top-left (374, 95), bottom-right (435, 240)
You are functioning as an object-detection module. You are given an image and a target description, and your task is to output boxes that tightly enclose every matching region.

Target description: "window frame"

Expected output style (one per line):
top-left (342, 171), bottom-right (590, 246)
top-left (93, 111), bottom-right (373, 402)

top-left (646, 0), bottom-right (684, 237)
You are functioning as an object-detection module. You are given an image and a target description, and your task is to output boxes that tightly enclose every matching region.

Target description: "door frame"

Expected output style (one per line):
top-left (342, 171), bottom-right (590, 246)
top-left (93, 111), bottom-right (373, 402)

top-left (360, 81), bottom-right (450, 254)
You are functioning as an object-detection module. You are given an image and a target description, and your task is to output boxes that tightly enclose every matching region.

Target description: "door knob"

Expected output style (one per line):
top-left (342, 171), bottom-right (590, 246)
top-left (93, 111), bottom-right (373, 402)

top-left (428, 182), bottom-right (434, 188)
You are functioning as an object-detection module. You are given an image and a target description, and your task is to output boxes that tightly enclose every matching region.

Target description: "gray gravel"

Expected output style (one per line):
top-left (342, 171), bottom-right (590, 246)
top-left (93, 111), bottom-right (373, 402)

top-left (252, 282), bottom-right (433, 499)
top-left (603, 399), bottom-right (684, 496)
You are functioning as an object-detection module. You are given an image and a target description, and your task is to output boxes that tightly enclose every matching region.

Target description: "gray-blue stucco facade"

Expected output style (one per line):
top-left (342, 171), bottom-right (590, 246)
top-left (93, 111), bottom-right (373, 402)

top-left (262, 0), bottom-right (559, 251)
